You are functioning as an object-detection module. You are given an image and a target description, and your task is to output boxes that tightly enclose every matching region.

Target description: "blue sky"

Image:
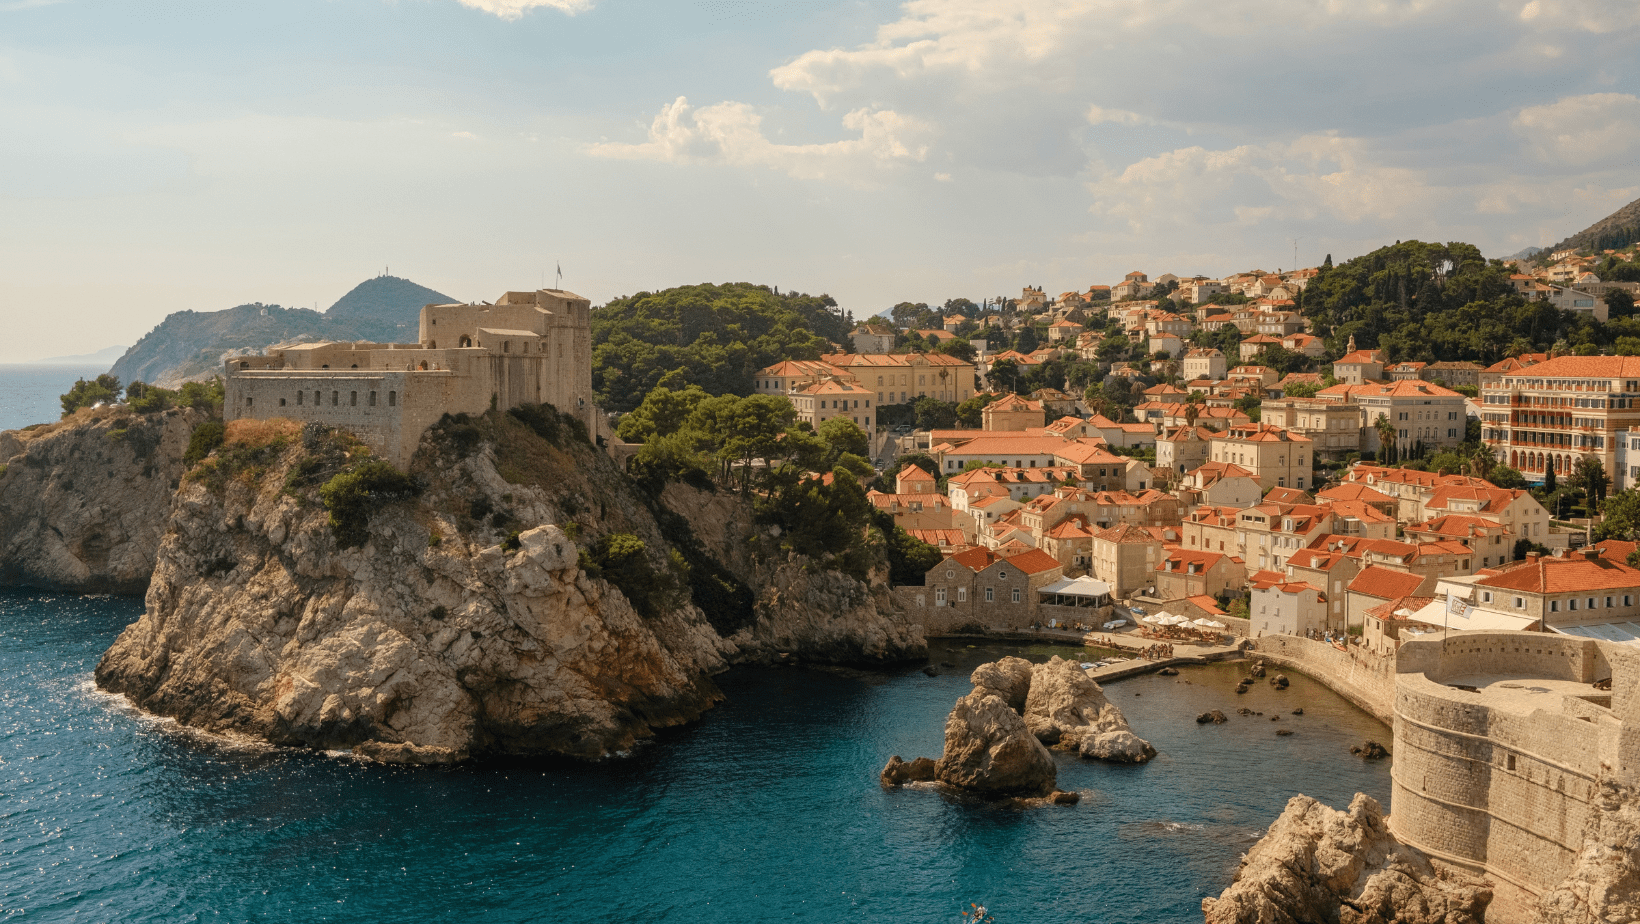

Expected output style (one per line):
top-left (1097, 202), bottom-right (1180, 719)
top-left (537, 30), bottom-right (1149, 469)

top-left (2, 0), bottom-right (1637, 361)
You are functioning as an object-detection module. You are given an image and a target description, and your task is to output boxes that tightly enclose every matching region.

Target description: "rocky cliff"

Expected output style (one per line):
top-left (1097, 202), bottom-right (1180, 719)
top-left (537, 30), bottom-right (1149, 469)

top-left (1202, 793), bottom-right (1490, 924)
top-left (1537, 775), bottom-right (1640, 924)
top-left (94, 408), bottom-right (924, 763)
top-left (0, 407), bottom-right (209, 593)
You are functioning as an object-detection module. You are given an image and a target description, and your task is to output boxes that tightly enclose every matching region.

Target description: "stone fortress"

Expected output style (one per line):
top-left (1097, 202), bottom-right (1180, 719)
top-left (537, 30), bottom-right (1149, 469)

top-left (225, 288), bottom-right (599, 465)
top-left (1385, 631), bottom-right (1640, 916)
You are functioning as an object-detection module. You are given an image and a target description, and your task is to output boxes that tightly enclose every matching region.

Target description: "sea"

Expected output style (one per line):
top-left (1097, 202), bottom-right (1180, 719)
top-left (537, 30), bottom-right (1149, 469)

top-left (0, 591), bottom-right (1393, 924)
top-left (0, 365), bottom-right (109, 432)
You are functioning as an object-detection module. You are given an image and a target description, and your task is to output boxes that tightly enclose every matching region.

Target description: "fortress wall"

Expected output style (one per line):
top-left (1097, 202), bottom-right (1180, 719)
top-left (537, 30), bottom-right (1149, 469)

top-left (227, 371), bottom-right (408, 464)
top-left (1247, 634), bottom-right (1397, 722)
top-left (1389, 638), bottom-right (1622, 898)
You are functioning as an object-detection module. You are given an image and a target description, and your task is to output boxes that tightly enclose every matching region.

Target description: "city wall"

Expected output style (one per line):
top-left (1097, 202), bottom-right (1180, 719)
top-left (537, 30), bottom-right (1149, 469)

top-left (1387, 632), bottom-right (1640, 907)
top-left (1246, 634), bottom-right (1396, 723)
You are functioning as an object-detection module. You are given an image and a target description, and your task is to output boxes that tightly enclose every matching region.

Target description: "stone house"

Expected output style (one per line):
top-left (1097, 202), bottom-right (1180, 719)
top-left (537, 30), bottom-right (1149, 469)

top-left (850, 323), bottom-right (896, 354)
top-left (1236, 503), bottom-right (1334, 576)
top-left (1285, 546), bottom-right (1360, 630)
top-left (1333, 339), bottom-right (1386, 384)
top-left (825, 351), bottom-right (977, 407)
top-left (923, 547), bottom-right (1065, 629)
top-left (1153, 548), bottom-right (1244, 600)
top-left (1258, 398), bottom-right (1363, 458)
top-left (789, 379), bottom-right (876, 431)
top-left (1345, 565), bottom-right (1436, 630)
top-left (1157, 425), bottom-right (1215, 474)
top-left (1178, 461), bottom-right (1262, 509)
top-left (1182, 347), bottom-right (1227, 382)
top-left (1248, 570), bottom-right (1328, 638)
top-left (1089, 524), bottom-right (1164, 598)
top-left (1420, 361), bottom-right (1483, 390)
top-left (1207, 424), bottom-right (1313, 491)
top-left (982, 393), bottom-right (1046, 431)
top-left (1470, 549), bottom-right (1640, 632)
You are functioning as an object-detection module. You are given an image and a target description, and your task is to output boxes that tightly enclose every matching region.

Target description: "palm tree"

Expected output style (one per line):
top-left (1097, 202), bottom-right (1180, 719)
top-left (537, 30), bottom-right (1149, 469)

top-left (1374, 413), bottom-right (1398, 464)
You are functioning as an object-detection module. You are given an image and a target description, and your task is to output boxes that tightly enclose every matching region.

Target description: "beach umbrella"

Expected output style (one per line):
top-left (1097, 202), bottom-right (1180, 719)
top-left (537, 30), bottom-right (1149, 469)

top-left (1193, 618), bottom-right (1226, 629)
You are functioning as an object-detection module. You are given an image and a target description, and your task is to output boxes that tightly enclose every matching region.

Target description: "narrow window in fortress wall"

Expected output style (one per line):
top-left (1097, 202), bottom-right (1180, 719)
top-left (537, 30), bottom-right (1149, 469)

top-left (369, 391), bottom-right (377, 407)
top-left (350, 391), bottom-right (358, 406)
top-left (389, 391), bottom-right (396, 406)
top-left (332, 391), bottom-right (339, 406)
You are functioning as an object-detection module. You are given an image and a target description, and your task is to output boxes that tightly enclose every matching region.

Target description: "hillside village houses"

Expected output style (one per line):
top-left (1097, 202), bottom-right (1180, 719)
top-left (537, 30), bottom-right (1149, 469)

top-left (726, 259), bottom-right (1640, 638)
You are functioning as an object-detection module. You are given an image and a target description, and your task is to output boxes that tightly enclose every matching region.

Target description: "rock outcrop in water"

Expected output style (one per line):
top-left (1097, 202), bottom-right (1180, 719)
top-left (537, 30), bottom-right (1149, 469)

top-left (1024, 656), bottom-right (1156, 764)
top-left (934, 689), bottom-right (1056, 797)
top-left (1201, 793), bottom-right (1491, 924)
top-left (0, 407), bottom-right (209, 593)
top-left (95, 409), bottom-right (924, 763)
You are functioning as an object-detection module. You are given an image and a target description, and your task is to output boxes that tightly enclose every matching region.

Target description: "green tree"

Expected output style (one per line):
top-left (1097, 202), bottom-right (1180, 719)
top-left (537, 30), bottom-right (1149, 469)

top-left (1598, 489), bottom-right (1640, 540)
top-left (955, 393), bottom-right (998, 428)
top-left (1607, 288), bottom-right (1636, 319)
top-left (1282, 381), bottom-right (1322, 398)
top-left (60, 374), bottom-right (122, 417)
top-left (1487, 464), bottom-right (1526, 490)
top-left (615, 384), bottom-right (710, 442)
top-left (1572, 454), bottom-right (1610, 506)
top-left (937, 338), bottom-right (977, 363)
top-left (815, 416), bottom-right (869, 462)
top-left (913, 397), bottom-right (958, 430)
top-left (1014, 326), bottom-right (1041, 354)
top-left (1374, 413), bottom-right (1398, 464)
top-left (1543, 465), bottom-right (1557, 495)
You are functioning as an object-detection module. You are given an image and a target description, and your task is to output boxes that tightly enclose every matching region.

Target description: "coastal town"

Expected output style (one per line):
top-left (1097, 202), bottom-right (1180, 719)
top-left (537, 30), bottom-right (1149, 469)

top-left (732, 251), bottom-right (1640, 659)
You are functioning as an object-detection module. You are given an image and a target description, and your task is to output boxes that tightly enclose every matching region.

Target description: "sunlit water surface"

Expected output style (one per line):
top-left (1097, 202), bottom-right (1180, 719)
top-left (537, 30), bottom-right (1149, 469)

top-left (0, 594), bottom-right (1391, 923)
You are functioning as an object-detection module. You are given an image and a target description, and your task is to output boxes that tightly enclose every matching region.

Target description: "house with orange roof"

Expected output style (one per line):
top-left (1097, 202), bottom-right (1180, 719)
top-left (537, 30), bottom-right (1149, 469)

top-left (1089, 523), bottom-right (1165, 598)
top-left (1235, 502), bottom-right (1334, 576)
top-left (1239, 334), bottom-right (1284, 363)
top-left (1285, 546), bottom-right (1361, 629)
top-left (1227, 365), bottom-right (1280, 388)
top-left (905, 528), bottom-right (966, 554)
top-left (945, 465), bottom-right (1079, 508)
top-left (1157, 425), bottom-right (1215, 475)
top-left (1315, 483), bottom-right (1398, 518)
top-left (1315, 379), bottom-right (1466, 456)
top-left (1029, 387), bottom-right (1078, 418)
top-left (1050, 439), bottom-right (1151, 491)
top-left (1319, 499), bottom-right (1396, 541)
top-left (942, 315), bottom-right (968, 333)
top-left (1178, 460), bottom-right (1263, 509)
top-left (1481, 353), bottom-right (1640, 487)
top-left (1079, 415), bottom-right (1158, 449)
top-left (1208, 424), bottom-right (1313, 491)
top-left (1593, 538), bottom-right (1638, 563)
top-left (1360, 595), bottom-right (1439, 655)
top-left (1182, 347), bottom-right (1227, 381)
top-left (1333, 336), bottom-right (1387, 384)
top-left (1420, 361), bottom-right (1484, 390)
top-left (1388, 361), bottom-right (1427, 381)
top-left (1259, 397), bottom-right (1364, 458)
top-left (1154, 548), bottom-right (1244, 600)
top-left (1403, 514), bottom-right (1508, 550)
top-left (1476, 352), bottom-right (1545, 390)
top-left (867, 490), bottom-right (954, 530)
top-left (1346, 565), bottom-right (1437, 630)
top-left (916, 328), bottom-right (957, 344)
top-left (824, 350), bottom-right (977, 407)
top-left (1047, 318), bottom-right (1083, 342)
top-left (1469, 548), bottom-right (1640, 632)
top-left (789, 378), bottom-right (877, 432)
top-left (895, 464), bottom-right (937, 495)
top-left (849, 323), bottom-right (896, 354)
top-left (981, 393), bottom-right (1045, 431)
top-left (919, 546), bottom-right (1065, 629)
top-left (931, 433), bottom-right (1074, 475)
top-left (1179, 503), bottom-right (1245, 559)
top-left (1280, 333), bottom-right (1326, 358)
top-left (754, 359), bottom-right (847, 396)
top-left (1254, 311), bottom-right (1305, 336)
top-left (1249, 570), bottom-right (1328, 638)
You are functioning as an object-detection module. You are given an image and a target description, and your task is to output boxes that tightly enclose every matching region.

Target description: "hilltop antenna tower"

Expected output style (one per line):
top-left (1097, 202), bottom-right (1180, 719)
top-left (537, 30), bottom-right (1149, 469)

top-left (1290, 238), bottom-right (1300, 270)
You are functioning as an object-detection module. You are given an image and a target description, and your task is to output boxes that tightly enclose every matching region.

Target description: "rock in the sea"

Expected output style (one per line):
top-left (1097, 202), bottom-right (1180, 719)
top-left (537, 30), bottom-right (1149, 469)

top-left (934, 690), bottom-right (1056, 797)
top-left (970, 656), bottom-right (1034, 712)
top-left (1276, 729), bottom-right (1293, 737)
top-left (1249, 662), bottom-right (1266, 678)
top-left (921, 665), bottom-right (938, 677)
top-left (1202, 793), bottom-right (1491, 924)
top-left (1270, 673), bottom-right (1289, 689)
top-left (1024, 656), bottom-right (1155, 763)
top-left (1292, 707), bottom-right (1305, 716)
top-left (1197, 710), bottom-right (1228, 724)
top-left (1048, 790), bottom-right (1080, 806)
top-left (1351, 741), bottom-right (1389, 760)
top-left (1538, 775), bottom-right (1640, 924)
top-left (880, 755), bottom-right (937, 786)
top-left (1158, 667), bottom-right (1178, 676)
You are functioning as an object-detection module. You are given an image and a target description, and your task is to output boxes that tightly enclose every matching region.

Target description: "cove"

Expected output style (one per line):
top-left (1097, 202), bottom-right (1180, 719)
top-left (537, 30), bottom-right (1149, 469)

top-left (0, 593), bottom-right (1390, 923)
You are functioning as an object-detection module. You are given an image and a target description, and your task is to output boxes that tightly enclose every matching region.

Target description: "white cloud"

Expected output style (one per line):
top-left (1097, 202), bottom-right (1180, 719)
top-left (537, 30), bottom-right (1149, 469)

top-left (452, 0), bottom-right (593, 21)
top-left (1518, 0), bottom-right (1640, 33)
top-left (585, 96), bottom-right (929, 184)
top-left (1086, 105), bottom-right (1145, 126)
top-left (1514, 93), bottom-right (1640, 167)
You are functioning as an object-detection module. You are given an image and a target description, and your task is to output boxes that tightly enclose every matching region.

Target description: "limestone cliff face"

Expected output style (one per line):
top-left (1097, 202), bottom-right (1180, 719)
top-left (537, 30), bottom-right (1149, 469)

top-left (1538, 776), bottom-right (1640, 924)
top-left (1202, 793), bottom-right (1491, 924)
top-left (0, 408), bottom-right (208, 594)
top-left (95, 414), bottom-right (924, 762)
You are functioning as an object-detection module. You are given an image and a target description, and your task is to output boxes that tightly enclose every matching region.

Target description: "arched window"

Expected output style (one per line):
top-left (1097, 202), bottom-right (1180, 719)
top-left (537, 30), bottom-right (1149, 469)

top-left (239, 361), bottom-right (249, 369)
top-left (427, 341), bottom-right (436, 349)
top-left (350, 364), bottom-right (358, 369)
top-left (460, 336), bottom-right (472, 348)
top-left (418, 361), bottom-right (428, 371)
top-left (297, 392), bottom-right (304, 406)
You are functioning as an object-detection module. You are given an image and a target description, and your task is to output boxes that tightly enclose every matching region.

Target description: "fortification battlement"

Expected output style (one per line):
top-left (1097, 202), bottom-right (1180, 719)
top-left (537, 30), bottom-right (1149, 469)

top-left (1388, 630), bottom-right (1640, 905)
top-left (223, 288), bottom-right (598, 466)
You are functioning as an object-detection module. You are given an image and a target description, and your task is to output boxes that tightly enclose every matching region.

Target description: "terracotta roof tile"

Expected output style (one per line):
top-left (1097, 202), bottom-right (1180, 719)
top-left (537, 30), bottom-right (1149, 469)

top-left (1347, 566), bottom-right (1429, 600)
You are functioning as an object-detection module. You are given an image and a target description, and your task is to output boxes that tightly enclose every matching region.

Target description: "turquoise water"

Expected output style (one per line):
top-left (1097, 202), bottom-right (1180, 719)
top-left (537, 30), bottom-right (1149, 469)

top-left (0, 593), bottom-right (1392, 923)
top-left (0, 365), bottom-right (106, 432)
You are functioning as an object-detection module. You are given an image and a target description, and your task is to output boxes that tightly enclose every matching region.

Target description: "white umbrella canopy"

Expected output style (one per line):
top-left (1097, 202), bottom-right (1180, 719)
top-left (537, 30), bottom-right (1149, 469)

top-left (1164, 614), bottom-right (1193, 626)
top-left (1193, 618), bottom-right (1227, 629)
top-left (1141, 614), bottom-right (1167, 625)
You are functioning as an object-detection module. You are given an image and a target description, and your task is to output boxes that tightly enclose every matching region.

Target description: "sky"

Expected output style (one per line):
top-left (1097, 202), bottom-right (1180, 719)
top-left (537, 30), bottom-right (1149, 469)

top-left (1, 0), bottom-right (1638, 362)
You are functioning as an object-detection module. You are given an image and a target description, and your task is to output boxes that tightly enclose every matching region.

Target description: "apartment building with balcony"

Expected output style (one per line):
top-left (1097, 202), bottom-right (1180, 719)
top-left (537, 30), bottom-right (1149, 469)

top-left (1479, 355), bottom-right (1640, 485)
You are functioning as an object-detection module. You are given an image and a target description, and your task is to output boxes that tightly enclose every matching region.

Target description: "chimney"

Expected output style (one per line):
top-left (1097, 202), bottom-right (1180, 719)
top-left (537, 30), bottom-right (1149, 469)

top-left (1582, 547), bottom-right (1600, 561)
top-left (1526, 551), bottom-right (1540, 563)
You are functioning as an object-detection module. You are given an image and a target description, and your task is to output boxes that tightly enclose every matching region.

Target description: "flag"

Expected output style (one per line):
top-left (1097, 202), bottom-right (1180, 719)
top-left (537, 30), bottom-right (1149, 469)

top-left (556, 262), bottom-right (562, 287)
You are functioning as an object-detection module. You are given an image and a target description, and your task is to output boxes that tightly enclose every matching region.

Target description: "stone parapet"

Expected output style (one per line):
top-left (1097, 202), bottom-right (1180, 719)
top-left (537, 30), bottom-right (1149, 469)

top-left (1247, 634), bottom-right (1396, 722)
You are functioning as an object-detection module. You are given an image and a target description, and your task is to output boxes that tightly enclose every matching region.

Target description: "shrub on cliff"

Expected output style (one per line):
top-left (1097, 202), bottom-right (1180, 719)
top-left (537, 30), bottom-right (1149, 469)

top-left (507, 403), bottom-right (590, 448)
top-left (320, 461), bottom-right (420, 548)
top-left (184, 421), bottom-right (225, 466)
top-left (60, 374), bottom-right (122, 417)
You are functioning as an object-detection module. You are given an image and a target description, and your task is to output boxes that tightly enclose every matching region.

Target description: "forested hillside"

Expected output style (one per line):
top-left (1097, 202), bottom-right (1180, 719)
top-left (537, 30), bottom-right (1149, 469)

top-left (1548, 195), bottom-right (1640, 255)
top-left (591, 283), bottom-right (853, 412)
top-left (1302, 240), bottom-right (1639, 363)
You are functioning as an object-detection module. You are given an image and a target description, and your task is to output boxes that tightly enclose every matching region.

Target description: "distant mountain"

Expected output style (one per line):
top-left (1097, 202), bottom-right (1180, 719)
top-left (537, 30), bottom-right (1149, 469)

top-left (1548, 196), bottom-right (1640, 255)
top-left (326, 275), bottom-right (453, 325)
top-left (1507, 245), bottom-right (1546, 262)
top-left (31, 344), bottom-right (128, 365)
top-left (109, 276), bottom-right (454, 388)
